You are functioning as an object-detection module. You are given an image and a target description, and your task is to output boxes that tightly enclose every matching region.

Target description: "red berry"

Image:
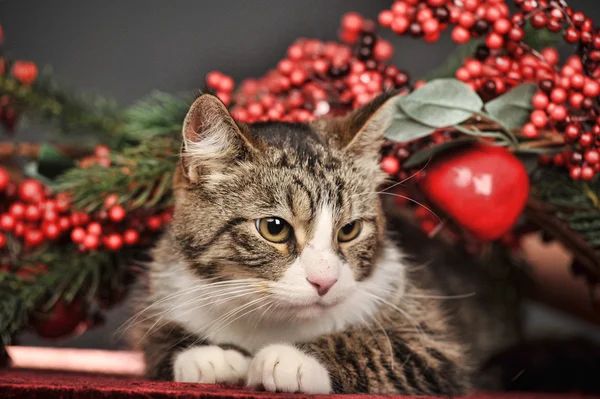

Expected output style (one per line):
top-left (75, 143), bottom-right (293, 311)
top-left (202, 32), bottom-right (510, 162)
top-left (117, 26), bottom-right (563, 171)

top-left (373, 40), bottom-right (394, 60)
top-left (0, 214), bottom-right (15, 231)
top-left (422, 18), bottom-right (440, 35)
top-left (0, 233), bottom-right (5, 249)
top-left (581, 166), bottom-right (595, 181)
top-left (465, 59), bottom-right (483, 77)
top-left (391, 17), bottom-right (410, 34)
top-left (565, 124), bottom-right (581, 141)
top-left (147, 216), bottom-right (163, 231)
top-left (508, 27), bottom-right (524, 41)
top-left (123, 229), bottom-right (140, 245)
top-left (532, 92), bottom-right (549, 109)
top-left (580, 132), bottom-right (593, 147)
top-left (341, 12), bottom-right (364, 32)
top-left (493, 19), bottom-right (511, 35)
top-left (104, 233), bottom-right (123, 251)
top-left (530, 110), bottom-right (548, 128)
top-left (109, 205), bottom-right (126, 222)
top-left (381, 156), bottom-right (400, 175)
top-left (12, 61), bottom-right (38, 85)
top-left (550, 105), bottom-right (567, 121)
top-left (206, 71), bottom-right (223, 88)
top-left (218, 75), bottom-right (234, 92)
top-left (583, 80), bottom-right (600, 97)
top-left (541, 48), bottom-right (559, 65)
top-left (43, 223), bottom-right (60, 240)
top-left (58, 216), bottom-right (70, 230)
top-left (87, 222), bottom-right (102, 236)
top-left (289, 68), bottom-right (307, 86)
top-left (71, 227), bottom-right (86, 243)
top-left (14, 222), bottom-right (25, 237)
top-left (0, 168), bottom-right (8, 191)
top-left (522, 123), bottom-right (538, 138)
top-left (94, 145), bottom-right (110, 158)
top-left (550, 88), bottom-right (567, 104)
top-left (570, 92), bottom-right (585, 109)
top-left (25, 229), bottom-right (44, 247)
top-left (9, 203), bottom-right (25, 219)
top-left (24, 204), bottom-right (41, 221)
top-left (570, 73), bottom-right (585, 89)
top-left (570, 166), bottom-right (582, 180)
top-left (83, 234), bottom-right (100, 250)
top-left (565, 27), bottom-right (580, 43)
top-left (485, 33), bottom-right (504, 49)
top-left (456, 67), bottom-right (470, 81)
top-left (452, 26), bottom-right (471, 44)
top-left (19, 179), bottom-right (44, 203)
top-left (378, 10), bottom-right (393, 27)
top-left (458, 12), bottom-right (476, 28)
top-left (585, 150), bottom-right (600, 164)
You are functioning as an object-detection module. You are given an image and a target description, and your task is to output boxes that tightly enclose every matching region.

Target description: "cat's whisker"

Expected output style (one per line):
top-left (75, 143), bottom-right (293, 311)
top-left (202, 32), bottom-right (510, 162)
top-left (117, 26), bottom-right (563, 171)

top-left (377, 193), bottom-right (442, 223)
top-left (403, 292), bottom-right (477, 300)
top-left (362, 291), bottom-right (431, 344)
top-left (203, 296), bottom-right (272, 337)
top-left (377, 157), bottom-right (432, 194)
top-left (207, 298), bottom-right (275, 339)
top-left (117, 278), bottom-right (262, 335)
top-left (133, 289), bottom-right (258, 349)
top-left (116, 283), bottom-right (260, 338)
top-left (366, 313), bottom-right (395, 370)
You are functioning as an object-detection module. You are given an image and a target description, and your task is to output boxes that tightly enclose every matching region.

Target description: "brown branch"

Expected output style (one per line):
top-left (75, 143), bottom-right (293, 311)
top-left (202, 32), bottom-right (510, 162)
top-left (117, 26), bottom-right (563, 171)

top-left (0, 142), bottom-right (90, 160)
top-left (525, 197), bottom-right (600, 283)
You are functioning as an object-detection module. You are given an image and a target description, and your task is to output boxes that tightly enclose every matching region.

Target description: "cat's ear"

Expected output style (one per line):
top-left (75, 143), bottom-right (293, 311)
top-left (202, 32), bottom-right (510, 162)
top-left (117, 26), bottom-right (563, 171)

top-left (342, 93), bottom-right (397, 158)
top-left (180, 94), bottom-right (254, 182)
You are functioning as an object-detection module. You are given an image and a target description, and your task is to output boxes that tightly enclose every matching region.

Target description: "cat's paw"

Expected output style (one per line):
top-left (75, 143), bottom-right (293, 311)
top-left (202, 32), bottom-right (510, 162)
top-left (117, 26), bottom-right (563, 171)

top-left (173, 345), bottom-right (250, 384)
top-left (247, 344), bottom-right (331, 394)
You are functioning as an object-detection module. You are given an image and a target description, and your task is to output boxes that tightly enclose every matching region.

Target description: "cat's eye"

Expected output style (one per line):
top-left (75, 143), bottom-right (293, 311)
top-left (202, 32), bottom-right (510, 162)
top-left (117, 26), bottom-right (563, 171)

top-left (337, 220), bottom-right (362, 243)
top-left (256, 217), bottom-right (292, 243)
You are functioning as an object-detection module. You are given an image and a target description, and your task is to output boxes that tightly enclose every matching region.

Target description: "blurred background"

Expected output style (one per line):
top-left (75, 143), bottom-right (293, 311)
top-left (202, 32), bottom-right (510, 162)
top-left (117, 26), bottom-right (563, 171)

top-left (1, 0), bottom-right (600, 350)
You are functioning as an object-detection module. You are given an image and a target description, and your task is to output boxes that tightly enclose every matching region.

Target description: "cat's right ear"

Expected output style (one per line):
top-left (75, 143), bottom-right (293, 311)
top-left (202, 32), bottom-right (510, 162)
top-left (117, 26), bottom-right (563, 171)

top-left (179, 94), bottom-right (254, 182)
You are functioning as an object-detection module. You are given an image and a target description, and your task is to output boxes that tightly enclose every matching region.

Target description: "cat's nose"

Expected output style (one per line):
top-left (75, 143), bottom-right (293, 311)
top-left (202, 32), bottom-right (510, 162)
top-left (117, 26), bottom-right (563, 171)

top-left (307, 276), bottom-right (338, 296)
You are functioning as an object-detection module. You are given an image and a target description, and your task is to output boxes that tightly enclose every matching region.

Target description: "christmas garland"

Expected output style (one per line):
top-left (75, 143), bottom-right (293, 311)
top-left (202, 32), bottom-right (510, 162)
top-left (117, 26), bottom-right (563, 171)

top-left (0, 0), bottom-right (599, 344)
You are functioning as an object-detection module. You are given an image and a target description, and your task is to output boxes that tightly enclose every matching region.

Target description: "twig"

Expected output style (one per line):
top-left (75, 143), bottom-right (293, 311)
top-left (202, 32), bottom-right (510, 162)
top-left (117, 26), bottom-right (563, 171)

top-left (0, 142), bottom-right (90, 160)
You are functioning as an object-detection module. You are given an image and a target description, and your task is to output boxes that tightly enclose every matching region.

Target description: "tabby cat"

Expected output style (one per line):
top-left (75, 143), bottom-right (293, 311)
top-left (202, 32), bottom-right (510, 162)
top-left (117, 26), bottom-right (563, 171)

top-left (127, 92), bottom-right (522, 395)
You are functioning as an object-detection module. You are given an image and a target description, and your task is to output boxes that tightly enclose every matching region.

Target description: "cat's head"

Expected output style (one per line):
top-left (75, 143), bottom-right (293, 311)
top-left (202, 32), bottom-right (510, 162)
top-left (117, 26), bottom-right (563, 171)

top-left (169, 93), bottom-right (404, 322)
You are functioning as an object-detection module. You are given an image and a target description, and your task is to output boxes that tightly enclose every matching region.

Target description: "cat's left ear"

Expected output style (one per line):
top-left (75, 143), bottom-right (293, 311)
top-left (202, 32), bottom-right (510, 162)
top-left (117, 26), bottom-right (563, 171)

top-left (179, 94), bottom-right (255, 182)
top-left (342, 93), bottom-right (397, 158)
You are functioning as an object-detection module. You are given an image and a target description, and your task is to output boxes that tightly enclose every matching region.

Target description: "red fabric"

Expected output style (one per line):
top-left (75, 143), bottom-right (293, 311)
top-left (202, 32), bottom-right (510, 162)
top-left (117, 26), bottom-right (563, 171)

top-left (1, 370), bottom-right (599, 399)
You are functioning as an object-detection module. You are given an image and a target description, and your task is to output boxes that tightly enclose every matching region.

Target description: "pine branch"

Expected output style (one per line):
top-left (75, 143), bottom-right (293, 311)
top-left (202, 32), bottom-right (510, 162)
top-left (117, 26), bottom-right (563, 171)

top-left (0, 242), bottom-right (118, 344)
top-left (55, 137), bottom-right (178, 212)
top-left (122, 91), bottom-right (192, 141)
top-left (0, 74), bottom-right (123, 141)
top-left (528, 166), bottom-right (600, 283)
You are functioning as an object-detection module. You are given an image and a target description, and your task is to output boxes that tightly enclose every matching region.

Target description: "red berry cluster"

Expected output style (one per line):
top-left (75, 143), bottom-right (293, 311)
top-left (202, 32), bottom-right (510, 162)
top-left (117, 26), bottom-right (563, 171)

top-left (378, 0), bottom-right (511, 45)
top-left (204, 13), bottom-right (410, 124)
top-left (0, 25), bottom-right (39, 133)
top-left (0, 147), bottom-right (170, 260)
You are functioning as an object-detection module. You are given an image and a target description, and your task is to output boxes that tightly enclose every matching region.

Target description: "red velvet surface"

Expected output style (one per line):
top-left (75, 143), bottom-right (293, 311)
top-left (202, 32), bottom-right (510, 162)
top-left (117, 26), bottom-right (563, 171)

top-left (1, 370), bottom-right (598, 399)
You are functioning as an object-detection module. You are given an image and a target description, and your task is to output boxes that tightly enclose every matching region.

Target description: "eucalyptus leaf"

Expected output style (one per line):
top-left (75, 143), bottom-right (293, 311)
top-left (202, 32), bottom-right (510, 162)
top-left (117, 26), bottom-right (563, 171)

top-left (403, 137), bottom-right (477, 169)
top-left (384, 110), bottom-right (437, 143)
top-left (485, 84), bottom-right (537, 129)
top-left (397, 79), bottom-right (483, 128)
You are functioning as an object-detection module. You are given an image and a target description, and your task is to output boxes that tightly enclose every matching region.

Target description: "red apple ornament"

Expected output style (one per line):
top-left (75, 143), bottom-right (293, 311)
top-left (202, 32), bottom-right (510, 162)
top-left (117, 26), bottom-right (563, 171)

top-left (419, 143), bottom-right (529, 241)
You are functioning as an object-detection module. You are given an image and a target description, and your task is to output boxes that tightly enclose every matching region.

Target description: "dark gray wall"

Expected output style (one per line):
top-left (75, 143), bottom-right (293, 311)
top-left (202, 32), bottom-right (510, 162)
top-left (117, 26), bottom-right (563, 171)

top-left (2, 0), bottom-right (600, 349)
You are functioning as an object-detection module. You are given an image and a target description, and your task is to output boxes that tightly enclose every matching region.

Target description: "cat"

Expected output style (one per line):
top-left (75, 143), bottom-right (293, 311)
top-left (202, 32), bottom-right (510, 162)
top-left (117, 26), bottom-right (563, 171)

top-left (127, 92), bottom-right (522, 395)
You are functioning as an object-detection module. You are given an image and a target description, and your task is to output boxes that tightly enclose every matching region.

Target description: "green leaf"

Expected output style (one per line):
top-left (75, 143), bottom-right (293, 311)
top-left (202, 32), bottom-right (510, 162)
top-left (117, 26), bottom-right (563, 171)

top-left (485, 83), bottom-right (537, 129)
top-left (403, 137), bottom-right (477, 169)
top-left (523, 21), bottom-right (563, 51)
top-left (397, 79), bottom-right (483, 128)
top-left (384, 109), bottom-right (437, 143)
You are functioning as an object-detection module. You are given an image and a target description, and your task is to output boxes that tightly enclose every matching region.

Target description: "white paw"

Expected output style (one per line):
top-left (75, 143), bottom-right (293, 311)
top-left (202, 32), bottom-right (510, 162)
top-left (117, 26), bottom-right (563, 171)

top-left (173, 346), bottom-right (250, 384)
top-left (247, 344), bottom-right (331, 394)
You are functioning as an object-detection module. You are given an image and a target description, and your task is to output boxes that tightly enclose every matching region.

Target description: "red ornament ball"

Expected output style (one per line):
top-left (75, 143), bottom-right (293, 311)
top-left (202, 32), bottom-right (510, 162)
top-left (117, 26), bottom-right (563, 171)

top-left (419, 143), bottom-right (530, 241)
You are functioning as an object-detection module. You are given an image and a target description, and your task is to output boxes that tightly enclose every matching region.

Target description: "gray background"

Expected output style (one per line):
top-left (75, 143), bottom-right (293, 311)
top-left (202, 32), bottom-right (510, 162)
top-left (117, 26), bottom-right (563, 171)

top-left (1, 0), bottom-right (600, 349)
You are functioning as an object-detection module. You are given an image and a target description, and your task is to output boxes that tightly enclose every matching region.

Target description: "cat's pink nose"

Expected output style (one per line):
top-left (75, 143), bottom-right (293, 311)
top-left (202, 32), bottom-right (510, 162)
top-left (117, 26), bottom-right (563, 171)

top-left (307, 276), bottom-right (338, 296)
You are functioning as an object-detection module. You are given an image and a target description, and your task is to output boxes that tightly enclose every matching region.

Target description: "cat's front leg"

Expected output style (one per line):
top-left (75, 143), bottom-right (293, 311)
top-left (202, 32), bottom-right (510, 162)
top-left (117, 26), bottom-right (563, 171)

top-left (173, 345), bottom-right (250, 384)
top-left (247, 344), bottom-right (332, 394)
